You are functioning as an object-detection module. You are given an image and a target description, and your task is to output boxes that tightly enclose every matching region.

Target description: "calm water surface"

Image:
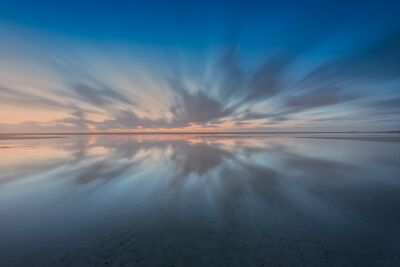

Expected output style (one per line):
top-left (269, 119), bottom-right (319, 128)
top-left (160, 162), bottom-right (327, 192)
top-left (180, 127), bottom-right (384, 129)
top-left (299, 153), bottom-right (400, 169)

top-left (0, 134), bottom-right (399, 266)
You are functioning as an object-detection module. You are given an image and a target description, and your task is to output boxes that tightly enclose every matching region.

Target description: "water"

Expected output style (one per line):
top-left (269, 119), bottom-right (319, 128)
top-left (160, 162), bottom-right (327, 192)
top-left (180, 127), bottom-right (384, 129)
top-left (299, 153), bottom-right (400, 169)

top-left (0, 134), bottom-right (399, 266)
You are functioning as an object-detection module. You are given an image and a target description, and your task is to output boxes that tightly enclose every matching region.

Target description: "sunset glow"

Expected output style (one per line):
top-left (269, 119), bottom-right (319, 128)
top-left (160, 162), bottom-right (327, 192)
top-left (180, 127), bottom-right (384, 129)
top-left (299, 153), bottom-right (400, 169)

top-left (0, 1), bottom-right (399, 133)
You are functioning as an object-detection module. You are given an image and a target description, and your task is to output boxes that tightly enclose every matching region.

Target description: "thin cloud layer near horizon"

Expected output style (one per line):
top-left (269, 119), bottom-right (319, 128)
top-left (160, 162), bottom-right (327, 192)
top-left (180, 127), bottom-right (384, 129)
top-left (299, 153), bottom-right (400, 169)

top-left (0, 0), bottom-right (399, 132)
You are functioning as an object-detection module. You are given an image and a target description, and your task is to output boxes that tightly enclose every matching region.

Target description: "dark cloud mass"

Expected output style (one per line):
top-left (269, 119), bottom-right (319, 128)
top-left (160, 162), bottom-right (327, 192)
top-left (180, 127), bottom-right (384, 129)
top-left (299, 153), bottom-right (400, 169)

top-left (245, 55), bottom-right (294, 102)
top-left (71, 83), bottom-right (133, 106)
top-left (170, 90), bottom-right (231, 125)
top-left (285, 87), bottom-right (356, 111)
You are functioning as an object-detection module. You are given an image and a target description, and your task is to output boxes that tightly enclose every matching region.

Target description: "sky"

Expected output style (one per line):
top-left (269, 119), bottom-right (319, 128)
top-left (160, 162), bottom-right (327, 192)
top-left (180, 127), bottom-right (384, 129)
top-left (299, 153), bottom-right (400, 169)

top-left (0, 0), bottom-right (399, 132)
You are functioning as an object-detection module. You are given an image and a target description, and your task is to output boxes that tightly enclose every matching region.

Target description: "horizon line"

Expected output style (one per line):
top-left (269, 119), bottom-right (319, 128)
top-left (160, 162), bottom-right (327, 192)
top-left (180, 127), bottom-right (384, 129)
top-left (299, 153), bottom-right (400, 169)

top-left (1, 131), bottom-right (400, 135)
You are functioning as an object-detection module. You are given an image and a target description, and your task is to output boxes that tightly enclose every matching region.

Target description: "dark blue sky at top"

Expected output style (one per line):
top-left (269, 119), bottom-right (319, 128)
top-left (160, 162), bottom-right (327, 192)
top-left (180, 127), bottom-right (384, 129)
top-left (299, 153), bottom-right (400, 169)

top-left (1, 0), bottom-right (398, 49)
top-left (0, 0), bottom-right (399, 131)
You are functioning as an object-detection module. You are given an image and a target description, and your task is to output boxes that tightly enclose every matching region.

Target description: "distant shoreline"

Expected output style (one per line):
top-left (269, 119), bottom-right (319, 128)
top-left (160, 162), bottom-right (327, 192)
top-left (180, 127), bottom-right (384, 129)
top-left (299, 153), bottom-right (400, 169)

top-left (1, 132), bottom-right (399, 142)
top-left (1, 131), bottom-right (399, 136)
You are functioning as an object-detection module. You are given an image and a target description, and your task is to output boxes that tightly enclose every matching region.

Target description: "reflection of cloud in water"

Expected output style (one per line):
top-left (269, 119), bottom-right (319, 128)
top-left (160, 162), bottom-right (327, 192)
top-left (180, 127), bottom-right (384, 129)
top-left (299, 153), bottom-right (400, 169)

top-left (1, 135), bottom-right (398, 220)
top-left (0, 135), bottom-right (399, 266)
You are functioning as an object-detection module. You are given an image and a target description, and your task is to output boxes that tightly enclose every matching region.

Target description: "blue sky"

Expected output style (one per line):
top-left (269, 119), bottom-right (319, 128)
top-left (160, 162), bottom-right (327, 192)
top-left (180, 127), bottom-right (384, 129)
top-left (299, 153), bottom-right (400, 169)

top-left (0, 0), bottom-right (399, 132)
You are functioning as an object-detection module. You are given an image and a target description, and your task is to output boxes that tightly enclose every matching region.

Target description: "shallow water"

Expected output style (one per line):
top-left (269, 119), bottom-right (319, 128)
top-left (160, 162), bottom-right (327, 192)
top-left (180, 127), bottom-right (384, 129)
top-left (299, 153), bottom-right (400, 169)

top-left (0, 134), bottom-right (399, 266)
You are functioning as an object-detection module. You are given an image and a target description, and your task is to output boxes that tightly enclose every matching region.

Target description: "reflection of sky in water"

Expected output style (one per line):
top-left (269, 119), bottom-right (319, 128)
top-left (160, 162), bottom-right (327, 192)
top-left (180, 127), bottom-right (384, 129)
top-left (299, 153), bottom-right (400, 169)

top-left (0, 134), bottom-right (399, 266)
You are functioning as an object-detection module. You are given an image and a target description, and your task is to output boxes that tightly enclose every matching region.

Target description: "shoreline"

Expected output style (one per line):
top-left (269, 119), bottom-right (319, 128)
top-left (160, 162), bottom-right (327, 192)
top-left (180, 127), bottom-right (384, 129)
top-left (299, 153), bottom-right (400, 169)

top-left (1, 132), bottom-right (399, 142)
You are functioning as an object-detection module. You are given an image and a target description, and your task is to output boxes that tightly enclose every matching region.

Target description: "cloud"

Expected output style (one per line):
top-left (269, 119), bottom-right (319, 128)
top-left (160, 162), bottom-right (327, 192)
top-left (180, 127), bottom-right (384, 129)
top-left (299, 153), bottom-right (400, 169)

top-left (300, 31), bottom-right (400, 86)
top-left (70, 83), bottom-right (134, 107)
top-left (0, 21), bottom-right (399, 132)
top-left (169, 90), bottom-right (233, 126)
top-left (285, 86), bottom-right (356, 111)
top-left (366, 97), bottom-right (400, 116)
top-left (0, 86), bottom-right (71, 110)
top-left (55, 109), bottom-right (91, 130)
top-left (93, 110), bottom-right (157, 130)
top-left (245, 55), bottom-right (294, 102)
top-left (163, 65), bottom-right (236, 127)
top-left (0, 108), bottom-right (93, 132)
